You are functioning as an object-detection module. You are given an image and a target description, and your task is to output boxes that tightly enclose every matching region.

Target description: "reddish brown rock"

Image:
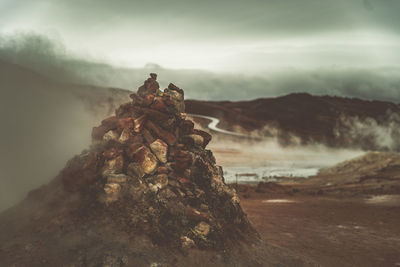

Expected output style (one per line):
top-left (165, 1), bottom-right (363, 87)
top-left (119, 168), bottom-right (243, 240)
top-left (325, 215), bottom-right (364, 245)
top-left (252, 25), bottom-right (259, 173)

top-left (92, 125), bottom-right (108, 141)
top-left (185, 206), bottom-right (210, 222)
top-left (181, 120), bottom-right (194, 135)
top-left (142, 128), bottom-right (155, 144)
top-left (150, 139), bottom-right (168, 163)
top-left (102, 155), bottom-right (124, 177)
top-left (156, 166), bottom-right (169, 174)
top-left (138, 77), bottom-right (159, 97)
top-left (118, 117), bottom-right (134, 129)
top-left (118, 128), bottom-right (134, 143)
top-left (102, 148), bottom-right (122, 159)
top-left (131, 134), bottom-right (144, 144)
top-left (168, 83), bottom-right (184, 97)
top-left (145, 120), bottom-right (177, 146)
top-left (142, 94), bottom-right (155, 106)
top-left (137, 107), bottom-right (171, 122)
top-left (192, 129), bottom-right (212, 148)
top-left (101, 116), bottom-right (119, 129)
top-left (103, 130), bottom-right (120, 142)
top-left (150, 97), bottom-right (167, 111)
top-left (133, 115), bottom-right (146, 133)
top-left (127, 162), bottom-right (145, 179)
top-left (55, 73), bottom-right (257, 255)
top-left (172, 150), bottom-right (193, 173)
top-left (126, 143), bottom-right (143, 159)
top-left (132, 146), bottom-right (158, 174)
top-left (115, 102), bottom-right (135, 118)
top-left (181, 134), bottom-right (203, 148)
top-left (150, 73), bottom-right (157, 80)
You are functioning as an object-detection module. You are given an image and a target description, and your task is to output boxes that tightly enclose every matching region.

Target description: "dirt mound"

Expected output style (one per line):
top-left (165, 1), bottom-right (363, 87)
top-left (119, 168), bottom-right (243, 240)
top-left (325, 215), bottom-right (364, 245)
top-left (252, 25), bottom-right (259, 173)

top-left (0, 74), bottom-right (314, 266)
top-left (301, 152), bottom-right (400, 195)
top-left (318, 152), bottom-right (400, 177)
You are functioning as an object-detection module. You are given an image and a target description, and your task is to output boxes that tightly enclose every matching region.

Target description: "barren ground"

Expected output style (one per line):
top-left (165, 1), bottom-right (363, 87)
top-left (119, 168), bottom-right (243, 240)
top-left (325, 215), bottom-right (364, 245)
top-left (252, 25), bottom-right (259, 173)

top-left (240, 190), bottom-right (400, 267)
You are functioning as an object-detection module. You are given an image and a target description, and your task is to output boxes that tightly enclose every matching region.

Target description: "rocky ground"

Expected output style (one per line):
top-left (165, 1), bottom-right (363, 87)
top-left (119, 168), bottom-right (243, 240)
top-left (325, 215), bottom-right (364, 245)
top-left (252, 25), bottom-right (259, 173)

top-left (234, 152), bottom-right (400, 267)
top-left (240, 192), bottom-right (400, 267)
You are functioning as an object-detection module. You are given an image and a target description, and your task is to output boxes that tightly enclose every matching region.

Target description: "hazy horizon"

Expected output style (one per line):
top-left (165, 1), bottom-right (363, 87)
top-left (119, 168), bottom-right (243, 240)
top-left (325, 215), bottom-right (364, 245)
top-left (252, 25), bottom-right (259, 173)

top-left (1, 0), bottom-right (400, 101)
top-left (1, 0), bottom-right (400, 72)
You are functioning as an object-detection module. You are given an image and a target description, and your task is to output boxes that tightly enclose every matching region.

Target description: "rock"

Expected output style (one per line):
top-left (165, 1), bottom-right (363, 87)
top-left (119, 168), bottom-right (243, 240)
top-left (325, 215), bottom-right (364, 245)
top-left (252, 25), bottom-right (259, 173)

top-left (145, 120), bottom-right (177, 146)
top-left (156, 166), bottom-right (168, 174)
top-left (142, 93), bottom-right (155, 106)
top-left (138, 77), bottom-right (159, 97)
top-left (182, 134), bottom-right (204, 147)
top-left (153, 174), bottom-right (168, 188)
top-left (172, 150), bottom-right (192, 173)
top-left (102, 155), bottom-right (124, 177)
top-left (131, 134), bottom-right (144, 144)
top-left (181, 236), bottom-right (196, 249)
top-left (150, 97), bottom-right (167, 111)
top-left (137, 107), bottom-right (171, 123)
top-left (103, 130), bottom-right (120, 142)
top-left (126, 143), bottom-right (143, 160)
top-left (186, 207), bottom-right (210, 222)
top-left (149, 183), bottom-right (162, 193)
top-left (118, 117), bottom-right (134, 129)
top-left (133, 115), bottom-right (146, 133)
top-left (104, 183), bottom-right (121, 203)
top-left (194, 222), bottom-right (211, 236)
top-left (158, 188), bottom-right (177, 199)
top-left (115, 102), bottom-right (135, 118)
top-left (92, 125), bottom-right (108, 141)
top-left (106, 173), bottom-right (128, 184)
top-left (150, 139), bottom-right (168, 163)
top-left (118, 128), bottom-right (133, 143)
top-left (132, 146), bottom-right (158, 174)
top-left (103, 148), bottom-right (122, 159)
top-left (164, 91), bottom-right (185, 113)
top-left (199, 204), bottom-right (209, 212)
top-left (142, 128), bottom-right (155, 144)
top-left (192, 129), bottom-right (212, 148)
top-left (150, 73), bottom-right (157, 80)
top-left (127, 162), bottom-right (145, 179)
top-left (57, 73), bottom-right (256, 251)
top-left (180, 120), bottom-right (194, 135)
top-left (101, 116), bottom-right (119, 129)
top-left (168, 83), bottom-right (184, 97)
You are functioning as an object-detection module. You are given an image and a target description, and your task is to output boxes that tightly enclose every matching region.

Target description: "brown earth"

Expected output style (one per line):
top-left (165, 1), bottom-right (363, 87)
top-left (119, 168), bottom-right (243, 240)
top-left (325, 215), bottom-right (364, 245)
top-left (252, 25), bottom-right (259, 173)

top-left (238, 187), bottom-right (400, 267)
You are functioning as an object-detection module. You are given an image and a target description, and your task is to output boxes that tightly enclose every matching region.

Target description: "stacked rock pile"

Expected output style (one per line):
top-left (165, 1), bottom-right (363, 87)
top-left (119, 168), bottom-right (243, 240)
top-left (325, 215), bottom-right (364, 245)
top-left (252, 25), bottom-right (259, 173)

top-left (61, 74), bottom-right (255, 249)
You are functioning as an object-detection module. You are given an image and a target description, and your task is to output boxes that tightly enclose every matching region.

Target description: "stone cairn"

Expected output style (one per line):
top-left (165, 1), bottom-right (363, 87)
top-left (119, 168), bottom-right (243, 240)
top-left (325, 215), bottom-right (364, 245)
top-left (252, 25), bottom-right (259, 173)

top-left (61, 74), bottom-right (255, 249)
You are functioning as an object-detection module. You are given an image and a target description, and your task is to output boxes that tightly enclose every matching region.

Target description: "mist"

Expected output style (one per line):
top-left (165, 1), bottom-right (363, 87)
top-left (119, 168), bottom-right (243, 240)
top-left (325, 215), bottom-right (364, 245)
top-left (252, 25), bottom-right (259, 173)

top-left (1, 32), bottom-right (400, 103)
top-left (0, 43), bottom-right (130, 211)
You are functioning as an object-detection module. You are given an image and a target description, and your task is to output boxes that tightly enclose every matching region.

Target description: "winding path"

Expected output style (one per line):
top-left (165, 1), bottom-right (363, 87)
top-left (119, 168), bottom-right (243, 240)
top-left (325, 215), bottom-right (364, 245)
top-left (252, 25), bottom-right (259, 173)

top-left (187, 113), bottom-right (249, 137)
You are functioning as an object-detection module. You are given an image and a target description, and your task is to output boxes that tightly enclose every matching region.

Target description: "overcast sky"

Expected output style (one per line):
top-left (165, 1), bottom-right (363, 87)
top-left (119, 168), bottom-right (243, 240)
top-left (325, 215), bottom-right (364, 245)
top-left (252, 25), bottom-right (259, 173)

top-left (1, 0), bottom-right (400, 72)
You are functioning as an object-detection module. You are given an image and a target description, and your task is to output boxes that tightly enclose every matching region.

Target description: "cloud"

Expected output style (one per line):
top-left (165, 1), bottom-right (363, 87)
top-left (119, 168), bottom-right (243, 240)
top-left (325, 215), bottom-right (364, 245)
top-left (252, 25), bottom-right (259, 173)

top-left (334, 111), bottom-right (400, 151)
top-left (1, 32), bottom-right (400, 104)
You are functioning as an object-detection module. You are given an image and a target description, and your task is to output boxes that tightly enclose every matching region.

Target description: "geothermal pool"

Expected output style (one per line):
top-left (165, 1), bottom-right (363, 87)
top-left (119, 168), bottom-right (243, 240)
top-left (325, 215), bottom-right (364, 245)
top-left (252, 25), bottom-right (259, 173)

top-left (223, 166), bottom-right (319, 184)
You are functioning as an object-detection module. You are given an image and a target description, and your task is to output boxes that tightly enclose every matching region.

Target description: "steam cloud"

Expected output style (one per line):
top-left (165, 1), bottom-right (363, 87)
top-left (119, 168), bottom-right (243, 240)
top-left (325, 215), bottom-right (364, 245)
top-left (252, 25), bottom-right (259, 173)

top-left (335, 111), bottom-right (400, 151)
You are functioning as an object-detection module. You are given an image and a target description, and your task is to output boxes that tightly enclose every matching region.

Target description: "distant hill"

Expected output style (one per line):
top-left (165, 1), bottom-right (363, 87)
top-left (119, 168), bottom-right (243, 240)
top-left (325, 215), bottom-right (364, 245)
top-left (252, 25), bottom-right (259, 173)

top-left (185, 94), bottom-right (400, 150)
